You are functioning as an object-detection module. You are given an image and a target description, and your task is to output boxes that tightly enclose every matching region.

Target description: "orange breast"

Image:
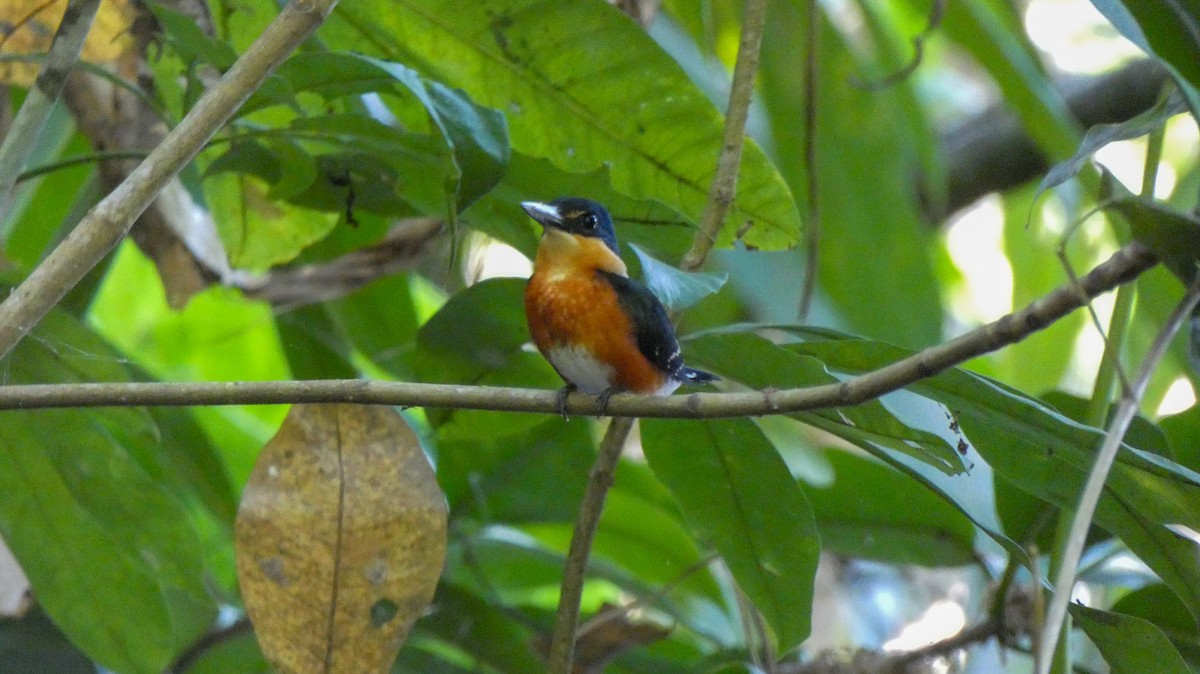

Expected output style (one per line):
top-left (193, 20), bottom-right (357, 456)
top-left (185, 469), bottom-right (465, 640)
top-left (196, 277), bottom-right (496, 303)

top-left (525, 270), bottom-right (667, 395)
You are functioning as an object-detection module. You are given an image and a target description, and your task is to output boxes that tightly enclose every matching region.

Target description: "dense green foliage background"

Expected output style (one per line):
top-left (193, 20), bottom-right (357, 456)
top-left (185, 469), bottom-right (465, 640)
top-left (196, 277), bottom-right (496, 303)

top-left (2, 0), bottom-right (1200, 672)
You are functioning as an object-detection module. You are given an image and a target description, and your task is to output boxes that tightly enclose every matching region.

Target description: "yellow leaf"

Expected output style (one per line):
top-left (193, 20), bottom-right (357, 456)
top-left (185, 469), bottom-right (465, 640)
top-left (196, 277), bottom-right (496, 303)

top-left (0, 0), bottom-right (136, 85)
top-left (236, 404), bottom-right (448, 674)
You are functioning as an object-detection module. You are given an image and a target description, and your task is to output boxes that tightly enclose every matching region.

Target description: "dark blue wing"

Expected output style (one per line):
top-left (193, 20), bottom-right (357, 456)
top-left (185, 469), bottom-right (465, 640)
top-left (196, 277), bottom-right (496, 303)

top-left (597, 270), bottom-right (687, 379)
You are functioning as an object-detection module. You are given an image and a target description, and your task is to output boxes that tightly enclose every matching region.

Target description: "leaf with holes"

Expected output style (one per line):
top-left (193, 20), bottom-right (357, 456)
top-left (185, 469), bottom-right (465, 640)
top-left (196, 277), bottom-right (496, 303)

top-left (236, 404), bottom-right (447, 674)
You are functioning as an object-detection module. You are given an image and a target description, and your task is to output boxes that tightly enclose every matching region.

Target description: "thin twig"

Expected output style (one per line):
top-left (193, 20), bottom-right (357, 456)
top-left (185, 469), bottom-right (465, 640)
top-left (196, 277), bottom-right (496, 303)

top-left (167, 617), bottom-right (252, 674)
top-left (1035, 274), bottom-right (1200, 674)
top-left (678, 0), bottom-right (771, 272)
top-left (849, 0), bottom-right (945, 91)
top-left (0, 242), bottom-right (1158, 413)
top-left (798, 0), bottom-right (820, 321)
top-left (0, 0), bottom-right (338, 363)
top-left (0, 0), bottom-right (100, 230)
top-left (780, 614), bottom-right (1009, 673)
top-left (575, 552), bottom-right (717, 638)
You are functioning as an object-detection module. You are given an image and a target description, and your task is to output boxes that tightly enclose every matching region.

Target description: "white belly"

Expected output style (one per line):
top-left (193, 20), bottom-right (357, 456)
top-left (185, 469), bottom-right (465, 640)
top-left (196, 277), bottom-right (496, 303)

top-left (545, 346), bottom-right (616, 394)
top-left (544, 345), bottom-right (681, 396)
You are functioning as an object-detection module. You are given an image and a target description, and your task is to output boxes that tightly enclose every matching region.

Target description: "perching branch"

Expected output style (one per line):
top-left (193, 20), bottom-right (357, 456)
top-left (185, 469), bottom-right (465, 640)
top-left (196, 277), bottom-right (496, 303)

top-left (1034, 273), bottom-right (1200, 674)
top-left (545, 417), bottom-right (636, 673)
top-left (550, 3), bottom-right (771, 672)
top-left (0, 241), bottom-right (1158, 413)
top-left (0, 0), bottom-right (338, 362)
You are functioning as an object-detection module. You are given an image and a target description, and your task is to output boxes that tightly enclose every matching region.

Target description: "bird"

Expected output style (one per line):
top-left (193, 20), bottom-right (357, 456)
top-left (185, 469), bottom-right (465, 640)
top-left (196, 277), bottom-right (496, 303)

top-left (522, 197), bottom-right (719, 416)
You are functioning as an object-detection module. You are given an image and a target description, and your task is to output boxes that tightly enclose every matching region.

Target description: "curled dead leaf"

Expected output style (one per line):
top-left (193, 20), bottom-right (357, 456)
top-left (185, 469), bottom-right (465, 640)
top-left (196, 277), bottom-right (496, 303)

top-left (236, 404), bottom-right (447, 674)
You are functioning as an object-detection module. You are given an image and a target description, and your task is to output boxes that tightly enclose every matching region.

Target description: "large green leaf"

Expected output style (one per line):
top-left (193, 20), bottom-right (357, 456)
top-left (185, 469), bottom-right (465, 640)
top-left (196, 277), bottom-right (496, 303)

top-left (325, 272), bottom-right (428, 378)
top-left (439, 417), bottom-right (593, 523)
top-left (783, 329), bottom-right (1200, 618)
top-left (324, 0), bottom-right (801, 252)
top-left (641, 418), bottom-right (819, 652)
top-left (1072, 604), bottom-right (1191, 674)
top-left (412, 277), bottom-right (558, 433)
top-left (1103, 192), bottom-right (1200, 286)
top-left (1111, 583), bottom-right (1200, 661)
top-left (0, 313), bottom-right (217, 673)
top-left (808, 450), bottom-right (977, 566)
top-left (1089, 0), bottom-right (1200, 112)
top-left (685, 331), bottom-right (965, 473)
top-left (757, 4), bottom-right (942, 346)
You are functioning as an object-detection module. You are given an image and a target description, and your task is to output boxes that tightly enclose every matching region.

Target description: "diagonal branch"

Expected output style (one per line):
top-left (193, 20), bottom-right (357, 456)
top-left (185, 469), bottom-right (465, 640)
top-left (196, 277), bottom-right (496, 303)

top-left (0, 0), bottom-right (338, 362)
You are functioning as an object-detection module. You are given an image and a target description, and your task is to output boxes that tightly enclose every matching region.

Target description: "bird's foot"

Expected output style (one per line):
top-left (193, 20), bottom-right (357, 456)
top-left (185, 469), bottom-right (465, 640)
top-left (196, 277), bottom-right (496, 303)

top-left (595, 387), bottom-right (620, 418)
top-left (556, 384), bottom-right (577, 420)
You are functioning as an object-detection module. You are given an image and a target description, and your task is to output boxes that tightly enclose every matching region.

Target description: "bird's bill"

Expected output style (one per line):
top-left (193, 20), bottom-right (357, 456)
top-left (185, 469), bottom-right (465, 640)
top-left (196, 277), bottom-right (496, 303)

top-left (520, 200), bottom-right (563, 228)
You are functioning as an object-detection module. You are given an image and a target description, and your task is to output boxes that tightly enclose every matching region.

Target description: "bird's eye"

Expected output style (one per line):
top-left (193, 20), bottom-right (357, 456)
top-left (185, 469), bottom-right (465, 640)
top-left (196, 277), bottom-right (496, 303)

top-left (582, 213), bottom-right (599, 230)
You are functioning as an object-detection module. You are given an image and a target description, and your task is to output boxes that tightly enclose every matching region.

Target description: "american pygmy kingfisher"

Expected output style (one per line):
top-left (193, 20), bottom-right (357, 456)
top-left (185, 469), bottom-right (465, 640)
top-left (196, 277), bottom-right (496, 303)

top-left (522, 197), bottom-right (718, 415)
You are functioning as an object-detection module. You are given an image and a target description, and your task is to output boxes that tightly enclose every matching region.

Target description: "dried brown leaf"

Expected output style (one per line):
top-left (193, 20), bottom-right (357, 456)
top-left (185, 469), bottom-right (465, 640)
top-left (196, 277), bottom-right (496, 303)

top-left (0, 0), bottom-right (136, 85)
top-left (235, 404), bottom-right (447, 674)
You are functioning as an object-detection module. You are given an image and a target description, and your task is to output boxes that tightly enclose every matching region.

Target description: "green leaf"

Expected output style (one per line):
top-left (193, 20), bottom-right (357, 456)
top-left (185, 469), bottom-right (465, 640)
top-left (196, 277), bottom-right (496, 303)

top-left (0, 313), bottom-right (217, 673)
top-left (1038, 90), bottom-right (1187, 197)
top-left (414, 277), bottom-right (531, 385)
top-left (641, 418), bottom-right (819, 652)
top-left (1103, 192), bottom-right (1200, 285)
top-left (1089, 0), bottom-right (1200, 110)
top-left (345, 54), bottom-right (510, 210)
top-left (275, 304), bottom-right (359, 380)
top-left (1072, 604), bottom-right (1191, 674)
top-left (685, 331), bottom-right (966, 473)
top-left (630, 242), bottom-right (727, 312)
top-left (439, 417), bottom-right (593, 522)
top-left (325, 0), bottom-right (801, 251)
top-left (758, 5), bottom-right (942, 346)
top-left (1111, 584), bottom-right (1200, 660)
top-left (782, 328), bottom-right (1200, 617)
top-left (148, 4), bottom-right (238, 70)
top-left (809, 450), bottom-right (977, 566)
top-left (326, 273), bottom-right (427, 378)
top-left (1162, 405), bottom-right (1200, 473)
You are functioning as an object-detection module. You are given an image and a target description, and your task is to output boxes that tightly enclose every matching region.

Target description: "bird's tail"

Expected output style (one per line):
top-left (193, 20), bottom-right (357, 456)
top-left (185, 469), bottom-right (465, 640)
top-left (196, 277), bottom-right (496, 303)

top-left (679, 367), bottom-right (719, 385)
